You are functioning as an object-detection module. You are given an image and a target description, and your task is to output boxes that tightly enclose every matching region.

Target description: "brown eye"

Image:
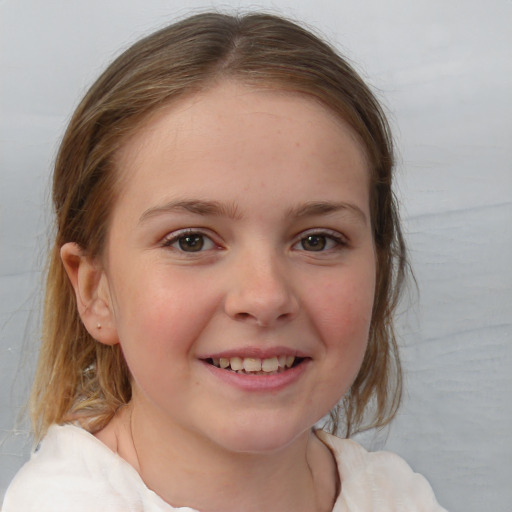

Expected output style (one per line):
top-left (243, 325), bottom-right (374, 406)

top-left (293, 231), bottom-right (346, 253)
top-left (178, 234), bottom-right (205, 252)
top-left (163, 230), bottom-right (217, 253)
top-left (301, 235), bottom-right (327, 251)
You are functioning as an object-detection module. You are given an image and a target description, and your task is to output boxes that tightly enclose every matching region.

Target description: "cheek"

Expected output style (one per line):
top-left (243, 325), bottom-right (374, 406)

top-left (109, 268), bottom-right (218, 359)
top-left (313, 270), bottom-right (375, 340)
top-left (108, 274), bottom-right (205, 396)
top-left (299, 270), bottom-right (375, 414)
top-left (306, 264), bottom-right (376, 394)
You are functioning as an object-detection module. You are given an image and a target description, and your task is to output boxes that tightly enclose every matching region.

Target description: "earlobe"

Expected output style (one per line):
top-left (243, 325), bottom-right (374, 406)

top-left (60, 242), bottom-right (119, 346)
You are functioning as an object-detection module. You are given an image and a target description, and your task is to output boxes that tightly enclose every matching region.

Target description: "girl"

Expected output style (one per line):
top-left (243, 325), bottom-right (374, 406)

top-left (3, 12), bottom-right (447, 511)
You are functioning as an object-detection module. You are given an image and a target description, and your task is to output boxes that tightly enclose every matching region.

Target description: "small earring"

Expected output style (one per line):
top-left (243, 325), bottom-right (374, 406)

top-left (97, 323), bottom-right (102, 329)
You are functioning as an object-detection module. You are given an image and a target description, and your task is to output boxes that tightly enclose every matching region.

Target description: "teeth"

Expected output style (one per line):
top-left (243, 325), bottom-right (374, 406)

top-left (210, 355), bottom-right (298, 373)
top-left (262, 356), bottom-right (279, 372)
top-left (230, 357), bottom-right (244, 371)
top-left (243, 358), bottom-right (262, 372)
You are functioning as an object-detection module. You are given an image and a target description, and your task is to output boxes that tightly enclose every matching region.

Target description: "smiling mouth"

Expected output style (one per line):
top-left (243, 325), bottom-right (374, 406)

top-left (204, 355), bottom-right (305, 375)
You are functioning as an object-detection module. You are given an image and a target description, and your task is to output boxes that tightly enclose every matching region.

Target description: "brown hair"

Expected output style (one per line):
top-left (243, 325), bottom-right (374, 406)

top-left (31, 12), bottom-right (406, 441)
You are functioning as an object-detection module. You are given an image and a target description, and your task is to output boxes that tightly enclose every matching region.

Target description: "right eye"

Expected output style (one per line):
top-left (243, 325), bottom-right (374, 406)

top-left (162, 230), bottom-right (217, 252)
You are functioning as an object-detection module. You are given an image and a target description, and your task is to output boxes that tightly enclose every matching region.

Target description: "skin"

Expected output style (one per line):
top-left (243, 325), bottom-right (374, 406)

top-left (62, 81), bottom-right (376, 512)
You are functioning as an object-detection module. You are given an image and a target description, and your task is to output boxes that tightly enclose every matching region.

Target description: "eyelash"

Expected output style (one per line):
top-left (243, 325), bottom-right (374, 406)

top-left (161, 229), bottom-right (219, 253)
top-left (161, 228), bottom-right (347, 254)
top-left (292, 230), bottom-right (348, 253)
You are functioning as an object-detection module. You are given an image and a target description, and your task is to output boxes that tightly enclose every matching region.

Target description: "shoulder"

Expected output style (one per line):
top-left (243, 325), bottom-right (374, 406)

top-left (315, 430), bottom-right (448, 512)
top-left (2, 424), bottom-right (173, 512)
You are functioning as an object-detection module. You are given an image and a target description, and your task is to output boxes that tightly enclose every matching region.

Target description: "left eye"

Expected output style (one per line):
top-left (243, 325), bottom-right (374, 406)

top-left (294, 232), bottom-right (345, 252)
top-left (163, 232), bottom-right (216, 252)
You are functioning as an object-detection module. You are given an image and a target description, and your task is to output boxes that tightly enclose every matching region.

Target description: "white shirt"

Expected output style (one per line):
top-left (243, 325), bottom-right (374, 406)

top-left (2, 424), bottom-right (447, 511)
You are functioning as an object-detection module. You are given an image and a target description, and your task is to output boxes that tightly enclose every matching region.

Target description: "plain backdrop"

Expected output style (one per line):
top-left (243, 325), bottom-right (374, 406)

top-left (1, 1), bottom-right (511, 511)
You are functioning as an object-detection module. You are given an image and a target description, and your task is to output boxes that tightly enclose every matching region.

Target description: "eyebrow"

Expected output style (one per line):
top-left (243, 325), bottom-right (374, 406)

top-left (139, 199), bottom-right (242, 223)
top-left (139, 199), bottom-right (367, 225)
top-left (287, 201), bottom-right (368, 225)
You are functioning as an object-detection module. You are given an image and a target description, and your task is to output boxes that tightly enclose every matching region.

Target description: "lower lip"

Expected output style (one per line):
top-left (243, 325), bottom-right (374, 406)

top-left (201, 359), bottom-right (310, 392)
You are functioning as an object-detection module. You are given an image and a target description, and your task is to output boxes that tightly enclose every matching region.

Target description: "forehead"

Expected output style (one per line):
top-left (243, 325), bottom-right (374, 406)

top-left (113, 81), bottom-right (370, 207)
top-left (117, 82), bottom-right (367, 165)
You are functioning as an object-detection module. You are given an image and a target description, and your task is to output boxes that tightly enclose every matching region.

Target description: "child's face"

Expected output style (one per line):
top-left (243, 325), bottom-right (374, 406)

top-left (100, 81), bottom-right (375, 453)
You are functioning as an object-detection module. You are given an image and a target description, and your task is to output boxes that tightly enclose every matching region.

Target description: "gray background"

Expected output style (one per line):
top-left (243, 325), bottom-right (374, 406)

top-left (1, 1), bottom-right (511, 511)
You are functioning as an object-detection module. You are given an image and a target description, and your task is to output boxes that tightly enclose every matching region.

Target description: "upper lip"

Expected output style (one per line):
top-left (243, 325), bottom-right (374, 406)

top-left (198, 346), bottom-right (310, 360)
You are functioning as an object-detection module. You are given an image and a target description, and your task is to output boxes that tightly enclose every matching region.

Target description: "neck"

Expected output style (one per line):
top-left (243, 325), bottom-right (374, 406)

top-left (98, 402), bottom-right (338, 512)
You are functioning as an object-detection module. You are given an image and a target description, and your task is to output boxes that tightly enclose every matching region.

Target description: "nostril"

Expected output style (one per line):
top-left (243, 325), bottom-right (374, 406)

top-left (233, 310), bottom-right (295, 327)
top-left (226, 286), bottom-right (299, 326)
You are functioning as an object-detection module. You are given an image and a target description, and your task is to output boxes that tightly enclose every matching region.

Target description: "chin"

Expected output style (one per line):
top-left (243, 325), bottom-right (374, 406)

top-left (207, 415), bottom-right (312, 455)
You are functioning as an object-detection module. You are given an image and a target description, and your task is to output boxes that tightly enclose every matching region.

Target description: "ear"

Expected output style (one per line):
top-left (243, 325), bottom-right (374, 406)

top-left (60, 242), bottom-right (119, 346)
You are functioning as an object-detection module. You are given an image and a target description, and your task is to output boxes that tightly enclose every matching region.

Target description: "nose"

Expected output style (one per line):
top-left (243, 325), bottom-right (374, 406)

top-left (224, 251), bottom-right (299, 327)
